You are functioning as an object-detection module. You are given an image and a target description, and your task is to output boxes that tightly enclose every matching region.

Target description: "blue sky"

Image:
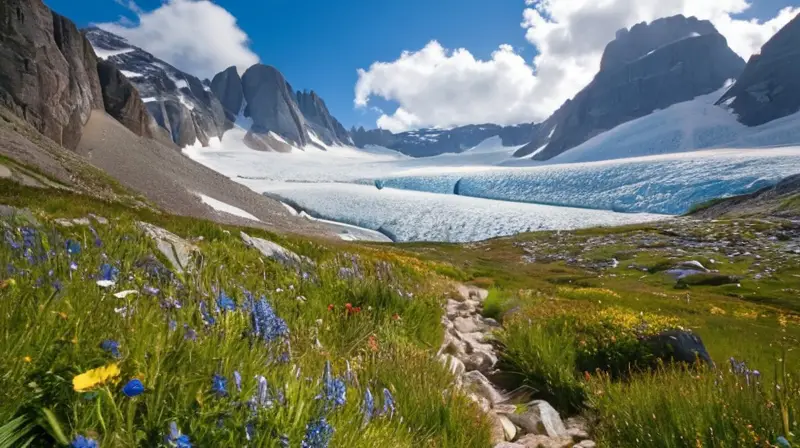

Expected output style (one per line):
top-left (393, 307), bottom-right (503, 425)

top-left (46, 0), bottom-right (797, 131)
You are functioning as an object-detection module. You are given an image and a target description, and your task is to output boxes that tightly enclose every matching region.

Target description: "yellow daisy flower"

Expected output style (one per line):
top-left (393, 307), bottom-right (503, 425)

top-left (73, 363), bottom-right (121, 392)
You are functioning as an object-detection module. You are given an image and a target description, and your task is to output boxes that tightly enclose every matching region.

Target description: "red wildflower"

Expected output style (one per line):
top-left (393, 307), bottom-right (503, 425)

top-left (327, 304), bottom-right (334, 311)
top-left (368, 334), bottom-right (379, 352)
top-left (392, 313), bottom-right (401, 321)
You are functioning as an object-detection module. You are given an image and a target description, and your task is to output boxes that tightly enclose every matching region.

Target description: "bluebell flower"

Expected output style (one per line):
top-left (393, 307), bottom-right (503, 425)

top-left (169, 320), bottom-right (177, 332)
top-left (52, 280), bottom-right (63, 292)
top-left (6, 264), bottom-right (15, 275)
top-left (382, 388), bottom-right (396, 418)
top-left (200, 301), bottom-right (215, 326)
top-left (362, 388), bottom-right (375, 426)
top-left (161, 298), bottom-right (182, 310)
top-left (233, 371), bottom-right (242, 392)
top-left (122, 379), bottom-right (145, 397)
top-left (212, 374), bottom-right (228, 397)
top-left (89, 226), bottom-right (103, 248)
top-left (217, 290), bottom-right (236, 312)
top-left (245, 423), bottom-right (255, 441)
top-left (143, 285), bottom-right (160, 296)
top-left (4, 230), bottom-right (20, 250)
top-left (71, 435), bottom-right (98, 448)
top-left (65, 239), bottom-right (81, 256)
top-left (69, 261), bottom-right (78, 271)
top-left (165, 422), bottom-right (192, 448)
top-left (100, 339), bottom-right (121, 358)
top-left (278, 351), bottom-right (291, 364)
top-left (99, 264), bottom-right (119, 282)
top-left (251, 297), bottom-right (288, 343)
top-left (301, 417), bottom-right (334, 448)
top-left (21, 228), bottom-right (36, 249)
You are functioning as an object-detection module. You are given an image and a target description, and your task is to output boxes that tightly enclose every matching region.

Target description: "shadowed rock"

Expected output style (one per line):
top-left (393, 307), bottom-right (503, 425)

top-left (97, 60), bottom-right (154, 138)
top-left (210, 66), bottom-right (244, 126)
top-left (644, 329), bottom-right (713, 366)
top-left (241, 64), bottom-right (309, 147)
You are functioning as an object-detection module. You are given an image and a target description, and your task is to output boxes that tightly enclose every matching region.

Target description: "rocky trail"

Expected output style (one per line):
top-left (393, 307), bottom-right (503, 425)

top-left (439, 285), bottom-right (595, 448)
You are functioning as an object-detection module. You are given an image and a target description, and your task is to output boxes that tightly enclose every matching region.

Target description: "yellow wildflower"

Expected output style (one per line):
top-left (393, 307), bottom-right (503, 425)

top-left (0, 278), bottom-right (15, 288)
top-left (23, 356), bottom-right (32, 363)
top-left (73, 363), bottom-right (121, 392)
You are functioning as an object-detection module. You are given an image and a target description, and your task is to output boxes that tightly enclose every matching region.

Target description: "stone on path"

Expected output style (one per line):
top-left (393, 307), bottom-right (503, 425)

top-left (463, 371), bottom-right (505, 405)
top-left (504, 401), bottom-right (567, 438)
top-left (516, 434), bottom-right (574, 448)
top-left (137, 222), bottom-right (199, 274)
top-left (0, 164), bottom-right (11, 178)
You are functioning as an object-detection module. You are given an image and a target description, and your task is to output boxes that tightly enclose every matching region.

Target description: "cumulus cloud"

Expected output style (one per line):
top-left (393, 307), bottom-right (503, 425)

top-left (356, 0), bottom-right (800, 132)
top-left (97, 0), bottom-right (259, 79)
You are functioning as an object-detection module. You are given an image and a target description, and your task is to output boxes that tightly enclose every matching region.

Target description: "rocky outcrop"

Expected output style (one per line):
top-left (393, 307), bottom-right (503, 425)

top-left (96, 60), bottom-right (154, 138)
top-left (210, 66), bottom-right (244, 126)
top-left (515, 15), bottom-right (745, 160)
top-left (716, 13), bottom-right (800, 126)
top-left (84, 27), bottom-right (228, 147)
top-left (0, 0), bottom-right (105, 149)
top-left (351, 123), bottom-right (538, 157)
top-left (295, 90), bottom-right (352, 145)
top-left (241, 64), bottom-right (310, 148)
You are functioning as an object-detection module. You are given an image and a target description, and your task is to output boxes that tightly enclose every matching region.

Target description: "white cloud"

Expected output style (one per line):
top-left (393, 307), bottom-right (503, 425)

top-left (97, 0), bottom-right (259, 79)
top-left (356, 1), bottom-right (799, 132)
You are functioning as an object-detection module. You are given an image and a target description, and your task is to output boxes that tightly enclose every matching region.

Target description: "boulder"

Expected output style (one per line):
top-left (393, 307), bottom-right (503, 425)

top-left (240, 231), bottom-right (312, 267)
top-left (463, 371), bottom-right (505, 405)
top-left (490, 413), bottom-right (517, 443)
top-left (137, 222), bottom-right (199, 274)
top-left (438, 354), bottom-right (466, 376)
top-left (504, 401), bottom-right (567, 438)
top-left (454, 316), bottom-right (482, 334)
top-left (644, 329), bottom-right (713, 366)
top-left (516, 434), bottom-right (574, 448)
top-left (573, 441), bottom-right (596, 448)
top-left (97, 60), bottom-right (154, 138)
top-left (716, 13), bottom-right (800, 126)
top-left (676, 273), bottom-right (739, 286)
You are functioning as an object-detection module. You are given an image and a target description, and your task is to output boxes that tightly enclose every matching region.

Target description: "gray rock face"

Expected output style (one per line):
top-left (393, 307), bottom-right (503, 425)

top-left (600, 15), bottom-right (718, 71)
top-left (295, 90), bottom-right (352, 146)
top-left (351, 123), bottom-right (538, 157)
top-left (0, 0), bottom-right (104, 149)
top-left (241, 64), bottom-right (309, 147)
top-left (515, 15), bottom-right (745, 160)
top-left (716, 13), bottom-right (800, 126)
top-left (210, 66), bottom-right (243, 126)
top-left (97, 60), bottom-right (154, 138)
top-left (84, 27), bottom-right (228, 147)
top-left (137, 222), bottom-right (199, 274)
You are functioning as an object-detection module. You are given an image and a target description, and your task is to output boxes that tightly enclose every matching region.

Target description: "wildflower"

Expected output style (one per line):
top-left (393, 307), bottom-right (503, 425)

top-left (251, 297), bottom-right (289, 342)
top-left (161, 297), bottom-right (182, 310)
top-left (184, 326), bottom-right (198, 341)
top-left (114, 306), bottom-right (131, 317)
top-left (71, 435), bottom-right (98, 448)
top-left (392, 313), bottom-right (401, 321)
top-left (199, 301), bottom-right (215, 326)
top-left (143, 285), bottom-right (160, 296)
top-left (381, 388), bottom-right (396, 418)
top-left (211, 374), bottom-right (228, 397)
top-left (245, 423), bottom-right (255, 441)
top-left (318, 361), bottom-right (346, 409)
top-left (122, 379), bottom-right (145, 397)
top-left (301, 417), bottom-right (334, 448)
top-left (4, 230), bottom-right (20, 250)
top-left (165, 422), bottom-right (192, 448)
top-left (23, 355), bottom-right (32, 363)
top-left (0, 278), bottom-right (15, 289)
top-left (368, 335), bottom-right (379, 352)
top-left (327, 304), bottom-right (334, 312)
top-left (217, 290), bottom-right (236, 311)
top-left (233, 371), bottom-right (242, 392)
top-left (65, 239), bottom-right (81, 255)
top-left (362, 388), bottom-right (375, 426)
top-left (69, 261), bottom-right (79, 271)
top-left (73, 363), bottom-right (121, 392)
top-left (250, 375), bottom-right (272, 409)
top-left (100, 340), bottom-right (121, 358)
top-left (89, 226), bottom-right (103, 248)
top-left (99, 264), bottom-right (119, 282)
top-left (53, 280), bottom-right (63, 292)
top-left (169, 320), bottom-right (177, 332)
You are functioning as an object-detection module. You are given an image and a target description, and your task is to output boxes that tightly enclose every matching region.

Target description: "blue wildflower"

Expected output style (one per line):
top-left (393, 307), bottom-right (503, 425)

top-left (363, 388), bottom-right (375, 426)
top-left (183, 325), bottom-right (198, 341)
top-left (100, 340), bottom-right (121, 358)
top-left (301, 417), bottom-right (334, 448)
top-left (161, 298), bottom-right (182, 310)
top-left (4, 230), bottom-right (21, 250)
top-left (233, 371), bottom-right (242, 392)
top-left (69, 261), bottom-right (78, 271)
top-left (143, 285), bottom-right (160, 296)
top-left (382, 388), bottom-right (396, 418)
top-left (251, 297), bottom-right (288, 343)
top-left (199, 301), bottom-right (215, 326)
top-left (89, 227), bottom-right (103, 248)
top-left (165, 422), bottom-right (192, 448)
top-left (211, 374), bottom-right (228, 397)
top-left (52, 280), bottom-right (63, 292)
top-left (318, 361), bottom-right (346, 409)
top-left (122, 379), bottom-right (145, 397)
top-left (21, 228), bottom-right (36, 249)
top-left (776, 436), bottom-right (791, 448)
top-left (217, 290), bottom-right (236, 312)
top-left (65, 239), bottom-right (81, 256)
top-left (99, 264), bottom-right (119, 282)
top-left (71, 435), bottom-right (98, 448)
top-left (169, 320), bottom-right (177, 332)
top-left (245, 423), bottom-right (255, 441)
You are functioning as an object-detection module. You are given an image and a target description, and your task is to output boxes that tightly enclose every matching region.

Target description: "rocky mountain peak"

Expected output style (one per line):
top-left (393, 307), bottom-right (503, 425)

top-left (240, 64), bottom-right (309, 148)
top-left (600, 14), bottom-right (718, 71)
top-left (210, 65), bottom-right (243, 124)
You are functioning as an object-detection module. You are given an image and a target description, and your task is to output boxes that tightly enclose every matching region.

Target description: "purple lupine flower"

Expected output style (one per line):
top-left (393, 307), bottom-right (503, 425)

top-left (183, 325), bottom-right (198, 341)
top-left (233, 371), bottom-right (242, 392)
top-left (143, 285), bottom-right (160, 296)
top-left (217, 290), bottom-right (236, 312)
top-left (4, 230), bottom-right (20, 250)
top-left (382, 388), bottom-right (396, 418)
top-left (250, 375), bottom-right (272, 410)
top-left (99, 264), bottom-right (119, 282)
top-left (211, 374), bottom-right (228, 397)
top-left (89, 226), bottom-right (103, 248)
top-left (199, 301), bottom-right (215, 326)
top-left (317, 361), bottom-right (346, 409)
top-left (71, 435), bottom-right (98, 448)
top-left (363, 388), bottom-right (375, 426)
top-left (245, 423), bottom-right (255, 441)
top-left (251, 297), bottom-right (288, 342)
top-left (169, 320), bottom-right (178, 332)
top-left (301, 417), bottom-right (334, 448)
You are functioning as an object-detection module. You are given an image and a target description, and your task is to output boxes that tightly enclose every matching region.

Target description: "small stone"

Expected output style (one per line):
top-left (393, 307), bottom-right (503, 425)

top-left (463, 371), bottom-right (505, 405)
top-left (505, 401), bottom-right (567, 437)
top-left (573, 441), bottom-right (596, 448)
top-left (567, 427), bottom-right (590, 442)
top-left (462, 351), bottom-right (497, 373)
top-left (90, 214), bottom-right (109, 225)
top-left (454, 316), bottom-right (481, 334)
top-left (438, 354), bottom-right (466, 376)
top-left (496, 413), bottom-right (517, 441)
top-left (517, 434), bottom-right (574, 448)
top-left (72, 217), bottom-right (91, 226)
top-left (494, 443), bottom-right (525, 448)
top-left (137, 222), bottom-right (200, 274)
top-left (240, 231), bottom-right (312, 267)
top-left (54, 218), bottom-right (74, 227)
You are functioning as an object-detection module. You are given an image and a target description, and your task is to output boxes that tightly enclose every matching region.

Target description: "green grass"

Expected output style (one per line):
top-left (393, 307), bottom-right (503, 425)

top-left (0, 210), bottom-right (490, 447)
